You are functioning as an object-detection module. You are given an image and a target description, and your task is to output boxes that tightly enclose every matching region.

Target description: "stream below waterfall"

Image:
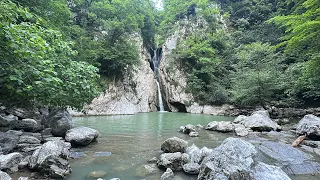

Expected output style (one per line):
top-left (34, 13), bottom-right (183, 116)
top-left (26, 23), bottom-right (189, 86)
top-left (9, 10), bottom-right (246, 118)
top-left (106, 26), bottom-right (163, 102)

top-left (66, 112), bottom-right (320, 180)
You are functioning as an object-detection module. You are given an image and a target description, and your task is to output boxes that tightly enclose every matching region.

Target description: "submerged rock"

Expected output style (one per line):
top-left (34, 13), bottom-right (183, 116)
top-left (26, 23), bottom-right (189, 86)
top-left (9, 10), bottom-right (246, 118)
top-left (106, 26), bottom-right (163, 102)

top-left (0, 170), bottom-right (12, 180)
top-left (160, 168), bottom-right (174, 180)
top-left (296, 114), bottom-right (320, 139)
top-left (65, 127), bottom-right (99, 146)
top-left (87, 171), bottom-right (106, 178)
top-left (189, 131), bottom-right (199, 137)
top-left (157, 152), bottom-right (188, 171)
top-left (161, 137), bottom-right (188, 153)
top-left (205, 121), bottom-right (234, 132)
top-left (43, 109), bottom-right (73, 137)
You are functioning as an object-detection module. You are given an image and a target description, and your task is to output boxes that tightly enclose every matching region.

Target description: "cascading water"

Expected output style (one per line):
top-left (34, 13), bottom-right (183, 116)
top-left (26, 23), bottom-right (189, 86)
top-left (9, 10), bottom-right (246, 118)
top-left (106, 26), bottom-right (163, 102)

top-left (152, 48), bottom-right (165, 111)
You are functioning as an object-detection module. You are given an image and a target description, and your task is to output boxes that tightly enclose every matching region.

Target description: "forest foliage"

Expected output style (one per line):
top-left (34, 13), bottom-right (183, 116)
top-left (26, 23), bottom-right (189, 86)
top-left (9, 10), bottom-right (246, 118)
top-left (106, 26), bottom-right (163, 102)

top-left (0, 0), bottom-right (319, 109)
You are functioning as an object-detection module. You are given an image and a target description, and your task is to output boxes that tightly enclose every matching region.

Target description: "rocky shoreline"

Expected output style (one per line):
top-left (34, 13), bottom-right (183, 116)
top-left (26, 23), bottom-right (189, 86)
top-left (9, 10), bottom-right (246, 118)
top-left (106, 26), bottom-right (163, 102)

top-left (1, 107), bottom-right (320, 180)
top-left (0, 108), bottom-right (99, 180)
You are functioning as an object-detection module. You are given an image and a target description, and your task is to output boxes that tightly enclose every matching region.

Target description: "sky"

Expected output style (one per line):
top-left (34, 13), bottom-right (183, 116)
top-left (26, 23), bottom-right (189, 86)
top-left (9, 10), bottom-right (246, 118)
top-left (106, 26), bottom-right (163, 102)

top-left (153, 0), bottom-right (163, 9)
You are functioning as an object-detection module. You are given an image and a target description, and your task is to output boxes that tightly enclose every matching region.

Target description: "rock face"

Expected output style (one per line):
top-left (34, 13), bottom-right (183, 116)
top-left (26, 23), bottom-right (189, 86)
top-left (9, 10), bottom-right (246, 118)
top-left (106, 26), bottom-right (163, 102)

top-left (70, 35), bottom-right (157, 115)
top-left (205, 121), bottom-right (234, 132)
top-left (160, 168), bottom-right (174, 180)
top-left (65, 127), bottom-right (99, 146)
top-left (296, 114), bottom-right (320, 139)
top-left (0, 171), bottom-right (12, 180)
top-left (161, 137), bottom-right (188, 153)
top-left (44, 109), bottom-right (73, 137)
top-left (0, 153), bottom-right (23, 172)
top-left (29, 140), bottom-right (71, 178)
top-left (0, 132), bottom-right (19, 154)
top-left (252, 162), bottom-right (291, 180)
top-left (157, 152), bottom-right (188, 171)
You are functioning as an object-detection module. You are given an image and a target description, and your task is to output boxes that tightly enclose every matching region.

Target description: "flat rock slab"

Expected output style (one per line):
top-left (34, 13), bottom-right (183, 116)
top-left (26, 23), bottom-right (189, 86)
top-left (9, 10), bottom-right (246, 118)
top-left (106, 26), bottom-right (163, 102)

top-left (258, 141), bottom-right (320, 175)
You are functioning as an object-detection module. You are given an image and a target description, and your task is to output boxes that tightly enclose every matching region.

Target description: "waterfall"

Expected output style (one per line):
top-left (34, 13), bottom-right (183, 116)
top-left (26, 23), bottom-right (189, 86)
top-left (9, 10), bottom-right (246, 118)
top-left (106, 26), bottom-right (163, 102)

top-left (152, 48), bottom-right (165, 111)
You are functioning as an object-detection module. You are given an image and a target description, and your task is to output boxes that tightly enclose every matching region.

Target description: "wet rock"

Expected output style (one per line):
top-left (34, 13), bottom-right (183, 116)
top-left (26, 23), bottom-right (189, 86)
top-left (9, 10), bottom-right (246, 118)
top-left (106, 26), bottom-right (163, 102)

top-left (252, 162), bottom-right (291, 180)
top-left (0, 132), bottom-right (19, 154)
top-left (180, 124), bottom-right (196, 134)
top-left (43, 109), bottom-right (73, 137)
top-left (183, 163), bottom-right (200, 175)
top-left (205, 121), bottom-right (234, 132)
top-left (65, 127), bottom-right (99, 146)
top-left (87, 171), bottom-right (106, 178)
top-left (241, 113), bottom-right (278, 132)
top-left (189, 131), bottom-right (199, 137)
top-left (161, 137), bottom-right (188, 153)
top-left (19, 135), bottom-right (41, 144)
top-left (303, 140), bottom-right (320, 148)
top-left (0, 171), bottom-right (12, 180)
top-left (148, 157), bottom-right (157, 163)
top-left (234, 124), bottom-right (249, 137)
top-left (10, 119), bottom-right (41, 132)
top-left (258, 141), bottom-right (320, 175)
top-left (198, 138), bottom-right (257, 179)
top-left (0, 152), bottom-right (23, 172)
top-left (160, 168), bottom-right (174, 180)
top-left (296, 114), bottom-right (320, 139)
top-left (157, 152), bottom-right (188, 171)
top-left (29, 140), bottom-right (71, 178)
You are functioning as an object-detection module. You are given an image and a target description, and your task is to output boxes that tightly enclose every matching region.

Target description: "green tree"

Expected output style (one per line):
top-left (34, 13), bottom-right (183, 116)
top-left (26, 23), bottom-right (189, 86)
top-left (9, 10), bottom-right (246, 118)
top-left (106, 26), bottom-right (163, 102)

top-left (0, 0), bottom-right (100, 110)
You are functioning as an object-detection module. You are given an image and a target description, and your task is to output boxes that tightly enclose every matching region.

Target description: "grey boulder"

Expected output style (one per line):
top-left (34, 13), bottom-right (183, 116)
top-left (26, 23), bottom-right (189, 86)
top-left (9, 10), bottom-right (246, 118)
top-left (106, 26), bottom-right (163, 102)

top-left (0, 132), bottom-right (19, 154)
top-left (43, 109), bottom-right (73, 137)
top-left (296, 114), bottom-right (320, 139)
top-left (161, 137), bottom-right (188, 153)
top-left (241, 113), bottom-right (278, 132)
top-left (205, 121), bottom-right (234, 132)
top-left (10, 119), bottom-right (41, 132)
top-left (65, 127), bottom-right (99, 146)
top-left (157, 152), bottom-right (189, 171)
top-left (29, 140), bottom-right (71, 178)
top-left (179, 124), bottom-right (196, 134)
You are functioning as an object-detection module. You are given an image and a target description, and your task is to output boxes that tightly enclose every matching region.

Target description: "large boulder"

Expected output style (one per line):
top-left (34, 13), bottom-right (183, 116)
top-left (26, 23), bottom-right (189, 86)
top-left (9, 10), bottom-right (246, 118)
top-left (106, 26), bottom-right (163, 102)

top-left (186, 144), bottom-right (213, 164)
top-left (0, 152), bottom-right (23, 172)
top-left (10, 119), bottom-right (41, 132)
top-left (296, 114), bottom-right (320, 139)
top-left (241, 113), bottom-right (278, 132)
top-left (161, 137), bottom-right (188, 153)
top-left (157, 152), bottom-right (189, 171)
top-left (198, 138), bottom-right (257, 180)
top-left (0, 132), bottom-right (19, 154)
top-left (252, 162), bottom-right (291, 180)
top-left (65, 127), bottom-right (99, 146)
top-left (43, 109), bottom-right (73, 137)
top-left (205, 121), bottom-right (234, 132)
top-left (258, 141), bottom-right (320, 175)
top-left (29, 140), bottom-right (71, 178)
top-left (0, 171), bottom-right (12, 180)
